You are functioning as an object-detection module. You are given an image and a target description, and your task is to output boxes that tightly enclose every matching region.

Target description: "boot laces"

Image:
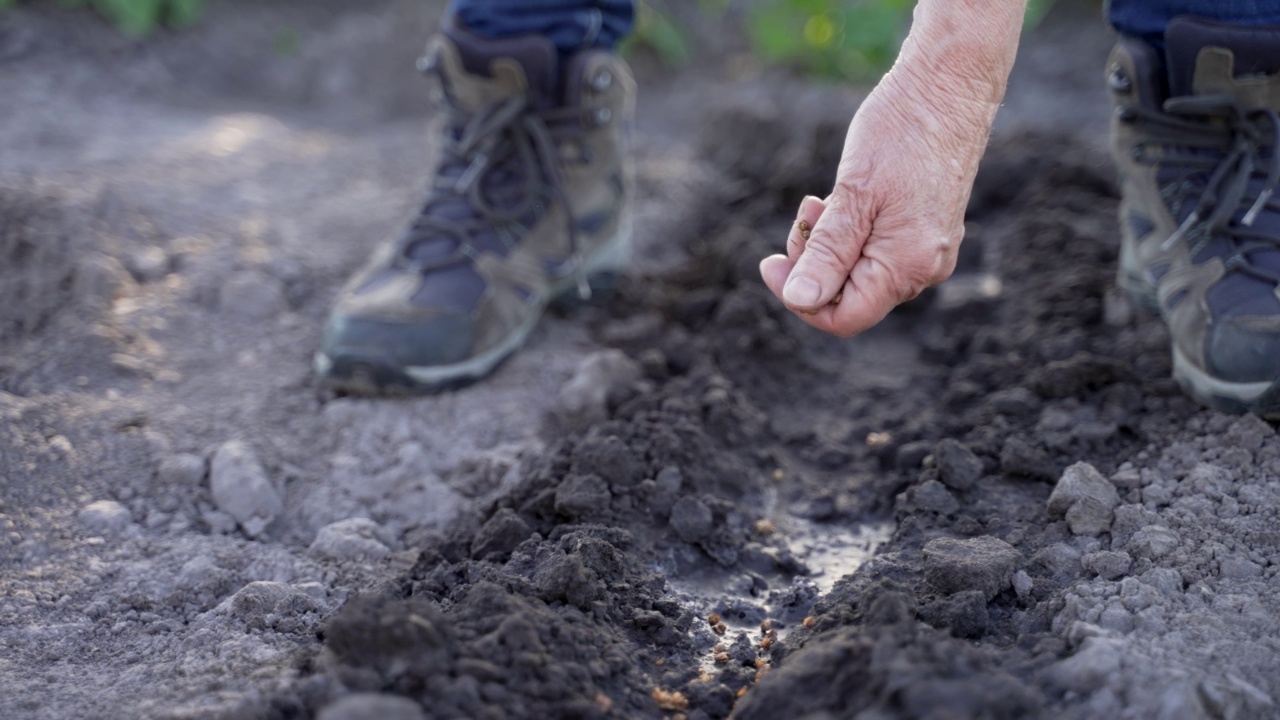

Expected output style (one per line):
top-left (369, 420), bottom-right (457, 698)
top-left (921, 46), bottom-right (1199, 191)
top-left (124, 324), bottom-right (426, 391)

top-left (1128, 95), bottom-right (1280, 283)
top-left (396, 87), bottom-right (594, 299)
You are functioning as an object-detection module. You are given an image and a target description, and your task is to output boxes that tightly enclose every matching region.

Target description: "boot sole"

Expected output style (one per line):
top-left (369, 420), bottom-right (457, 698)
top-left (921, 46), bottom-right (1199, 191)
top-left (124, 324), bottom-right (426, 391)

top-left (1119, 258), bottom-right (1280, 418)
top-left (315, 218), bottom-right (632, 397)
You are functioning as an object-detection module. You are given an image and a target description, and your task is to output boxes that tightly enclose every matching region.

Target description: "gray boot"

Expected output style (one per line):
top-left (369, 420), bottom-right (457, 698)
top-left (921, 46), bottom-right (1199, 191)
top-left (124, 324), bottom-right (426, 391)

top-left (1109, 17), bottom-right (1280, 416)
top-left (317, 22), bottom-right (635, 394)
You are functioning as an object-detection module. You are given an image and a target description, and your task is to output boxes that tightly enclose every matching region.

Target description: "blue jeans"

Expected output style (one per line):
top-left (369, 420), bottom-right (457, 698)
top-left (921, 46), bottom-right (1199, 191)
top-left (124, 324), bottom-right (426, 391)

top-left (453, 0), bottom-right (1280, 55)
top-left (1108, 1), bottom-right (1280, 47)
top-left (450, 0), bottom-right (634, 54)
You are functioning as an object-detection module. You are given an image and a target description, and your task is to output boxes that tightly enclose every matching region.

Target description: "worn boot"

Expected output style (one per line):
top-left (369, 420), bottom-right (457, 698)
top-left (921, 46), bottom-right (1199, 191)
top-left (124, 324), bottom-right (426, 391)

top-left (1109, 17), bottom-right (1280, 416)
top-left (316, 22), bottom-right (635, 394)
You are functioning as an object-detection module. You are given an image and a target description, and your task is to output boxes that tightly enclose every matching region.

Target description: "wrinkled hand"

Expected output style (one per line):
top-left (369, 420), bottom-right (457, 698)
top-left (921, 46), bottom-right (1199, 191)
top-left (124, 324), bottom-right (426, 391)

top-left (759, 5), bottom-right (1020, 337)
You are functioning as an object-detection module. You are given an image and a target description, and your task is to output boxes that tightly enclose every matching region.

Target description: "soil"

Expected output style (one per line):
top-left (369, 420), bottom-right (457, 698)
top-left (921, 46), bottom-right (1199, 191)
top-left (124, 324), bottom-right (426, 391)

top-left (2, 2), bottom-right (1279, 720)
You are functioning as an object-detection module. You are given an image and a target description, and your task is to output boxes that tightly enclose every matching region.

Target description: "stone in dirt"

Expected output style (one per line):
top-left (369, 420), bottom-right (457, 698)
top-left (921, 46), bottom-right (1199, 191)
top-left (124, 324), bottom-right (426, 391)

top-left (209, 440), bottom-right (282, 538)
top-left (1047, 462), bottom-right (1120, 536)
top-left (935, 439), bottom-right (983, 491)
top-left (77, 500), bottom-right (132, 534)
top-left (924, 536), bottom-right (1023, 601)
top-left (669, 495), bottom-right (714, 543)
top-left (558, 349), bottom-right (643, 421)
top-left (310, 518), bottom-right (393, 561)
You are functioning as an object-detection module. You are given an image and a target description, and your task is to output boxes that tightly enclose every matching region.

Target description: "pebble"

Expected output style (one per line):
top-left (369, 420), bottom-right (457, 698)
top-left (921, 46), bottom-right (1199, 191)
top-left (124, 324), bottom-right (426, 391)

top-left (158, 453), bottom-right (207, 487)
top-left (209, 440), bottom-right (282, 538)
top-left (923, 535), bottom-right (1023, 600)
top-left (934, 439), bottom-right (983, 491)
top-left (1047, 636), bottom-right (1123, 693)
top-left (1126, 525), bottom-right (1180, 560)
top-left (910, 479), bottom-right (959, 515)
top-left (309, 518), bottom-right (393, 561)
top-left (218, 269), bottom-right (287, 320)
top-left (669, 496), bottom-right (714, 543)
top-left (1047, 462), bottom-right (1121, 536)
top-left (554, 474), bottom-right (613, 519)
top-left (77, 500), bottom-right (132, 534)
top-left (127, 246), bottom-right (169, 283)
top-left (317, 694), bottom-right (426, 720)
top-left (1082, 550), bottom-right (1132, 580)
top-left (558, 349), bottom-right (642, 421)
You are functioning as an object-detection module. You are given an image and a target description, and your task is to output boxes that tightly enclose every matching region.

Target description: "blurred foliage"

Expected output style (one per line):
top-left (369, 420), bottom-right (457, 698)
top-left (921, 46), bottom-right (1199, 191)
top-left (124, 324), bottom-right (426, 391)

top-left (0, 0), bottom-right (203, 36)
top-left (628, 0), bottom-right (1057, 81)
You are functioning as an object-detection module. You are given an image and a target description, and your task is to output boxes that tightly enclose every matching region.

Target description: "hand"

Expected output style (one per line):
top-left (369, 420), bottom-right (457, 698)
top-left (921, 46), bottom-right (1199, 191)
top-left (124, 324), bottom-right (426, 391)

top-left (759, 0), bottom-right (1024, 337)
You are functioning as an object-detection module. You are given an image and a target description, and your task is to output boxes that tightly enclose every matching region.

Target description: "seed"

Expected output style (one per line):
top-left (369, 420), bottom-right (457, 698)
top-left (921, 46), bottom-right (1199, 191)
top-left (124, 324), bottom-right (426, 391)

top-left (594, 693), bottom-right (613, 712)
top-left (736, 686), bottom-right (749, 698)
top-left (714, 622), bottom-right (727, 635)
top-left (771, 469), bottom-right (785, 481)
top-left (760, 619), bottom-right (774, 633)
top-left (753, 519), bottom-right (776, 536)
top-left (803, 616), bottom-right (816, 629)
top-left (713, 643), bottom-right (726, 653)
top-left (866, 431), bottom-right (893, 447)
top-left (798, 219), bottom-right (811, 240)
top-left (830, 291), bottom-right (843, 305)
top-left (758, 636), bottom-right (773, 650)
top-left (714, 652), bottom-right (730, 664)
top-left (707, 613), bottom-right (721, 626)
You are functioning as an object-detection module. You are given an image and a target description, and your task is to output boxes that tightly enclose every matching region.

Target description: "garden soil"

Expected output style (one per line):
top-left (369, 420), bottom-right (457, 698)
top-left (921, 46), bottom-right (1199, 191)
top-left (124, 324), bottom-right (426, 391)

top-left (2, 2), bottom-right (1279, 719)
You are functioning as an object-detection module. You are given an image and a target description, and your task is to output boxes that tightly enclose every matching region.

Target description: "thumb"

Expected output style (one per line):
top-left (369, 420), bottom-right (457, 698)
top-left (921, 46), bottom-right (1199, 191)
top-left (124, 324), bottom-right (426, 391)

top-left (782, 191), bottom-right (867, 312)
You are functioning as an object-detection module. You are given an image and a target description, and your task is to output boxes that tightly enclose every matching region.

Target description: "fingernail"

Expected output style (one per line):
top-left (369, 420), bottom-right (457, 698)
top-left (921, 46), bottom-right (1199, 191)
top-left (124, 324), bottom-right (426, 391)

top-left (783, 276), bottom-right (821, 307)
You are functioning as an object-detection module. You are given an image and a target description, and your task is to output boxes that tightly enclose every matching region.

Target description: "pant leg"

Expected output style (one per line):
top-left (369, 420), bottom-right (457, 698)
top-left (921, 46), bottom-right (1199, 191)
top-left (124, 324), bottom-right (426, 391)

top-left (1109, 0), bottom-right (1280, 47)
top-left (450, 0), bottom-right (634, 53)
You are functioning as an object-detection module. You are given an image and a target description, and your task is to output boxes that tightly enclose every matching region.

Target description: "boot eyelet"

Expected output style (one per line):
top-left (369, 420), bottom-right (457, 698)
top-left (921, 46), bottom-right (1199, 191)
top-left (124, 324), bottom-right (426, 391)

top-left (593, 107), bottom-right (613, 125)
top-left (1108, 64), bottom-right (1132, 93)
top-left (416, 54), bottom-right (438, 74)
top-left (1114, 106), bottom-right (1137, 123)
top-left (590, 70), bottom-right (613, 92)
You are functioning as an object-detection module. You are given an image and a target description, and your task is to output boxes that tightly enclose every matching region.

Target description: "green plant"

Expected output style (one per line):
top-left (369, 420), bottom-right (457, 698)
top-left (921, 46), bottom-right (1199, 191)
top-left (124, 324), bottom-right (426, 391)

top-left (748, 0), bottom-right (1058, 81)
top-left (0, 0), bottom-right (204, 36)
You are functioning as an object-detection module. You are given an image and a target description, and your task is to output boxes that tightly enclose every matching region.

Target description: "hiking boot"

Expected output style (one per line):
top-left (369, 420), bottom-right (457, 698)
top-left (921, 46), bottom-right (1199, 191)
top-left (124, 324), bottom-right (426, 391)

top-left (1109, 17), bottom-right (1280, 416)
top-left (316, 22), bottom-right (635, 394)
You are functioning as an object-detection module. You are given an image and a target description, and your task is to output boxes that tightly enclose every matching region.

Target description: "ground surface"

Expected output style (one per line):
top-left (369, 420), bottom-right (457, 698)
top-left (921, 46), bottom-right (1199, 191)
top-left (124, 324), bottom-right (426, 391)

top-left (2, 1), bottom-right (1279, 719)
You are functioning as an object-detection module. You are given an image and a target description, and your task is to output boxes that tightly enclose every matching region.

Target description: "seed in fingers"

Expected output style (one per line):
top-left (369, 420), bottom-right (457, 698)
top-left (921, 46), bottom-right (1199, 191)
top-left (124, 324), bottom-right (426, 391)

top-left (798, 219), bottom-right (811, 241)
top-left (830, 292), bottom-right (843, 306)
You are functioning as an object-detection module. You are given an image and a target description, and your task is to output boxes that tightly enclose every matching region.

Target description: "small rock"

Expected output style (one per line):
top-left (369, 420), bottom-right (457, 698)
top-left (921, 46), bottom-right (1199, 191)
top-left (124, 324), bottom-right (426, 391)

top-left (1219, 556), bottom-right (1264, 580)
top-left (1012, 570), bottom-right (1034, 601)
top-left (127, 246), bottom-right (170, 283)
top-left (1127, 525), bottom-right (1180, 560)
top-left (1047, 637), bottom-right (1123, 693)
top-left (471, 508), bottom-right (531, 558)
top-left (309, 518), bottom-right (393, 561)
top-left (318, 694), bottom-right (426, 720)
top-left (910, 479), bottom-right (959, 515)
top-left (1031, 543), bottom-right (1083, 579)
top-left (158, 453), bottom-right (206, 487)
top-left (209, 440), bottom-right (282, 538)
top-left (219, 269), bottom-right (287, 320)
top-left (1082, 550), bottom-right (1132, 580)
top-left (669, 496), bottom-right (714, 543)
top-left (923, 535), bottom-right (1023, 600)
top-left (895, 440), bottom-right (933, 472)
top-left (999, 436), bottom-right (1055, 480)
top-left (201, 510), bottom-right (238, 535)
top-left (1047, 462), bottom-right (1120, 536)
top-left (77, 500), bottom-right (132, 534)
top-left (554, 474), bottom-right (612, 519)
top-left (558, 350), bottom-right (642, 421)
top-left (934, 439), bottom-right (983, 491)
top-left (989, 387), bottom-right (1041, 415)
